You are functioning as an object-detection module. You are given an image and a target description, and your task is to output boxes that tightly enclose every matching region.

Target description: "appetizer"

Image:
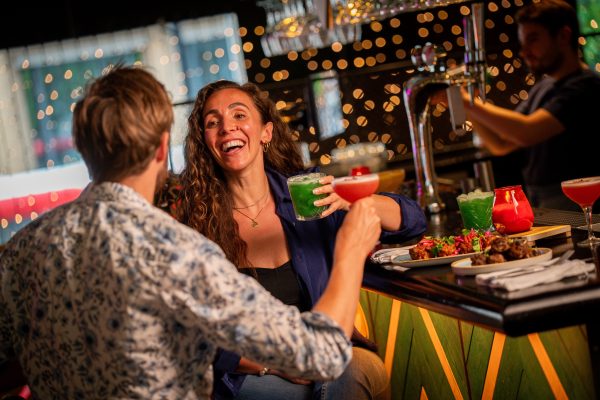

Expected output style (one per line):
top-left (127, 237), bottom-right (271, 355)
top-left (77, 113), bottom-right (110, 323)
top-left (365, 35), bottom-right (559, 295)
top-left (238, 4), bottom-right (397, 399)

top-left (470, 236), bottom-right (539, 265)
top-left (409, 229), bottom-right (494, 260)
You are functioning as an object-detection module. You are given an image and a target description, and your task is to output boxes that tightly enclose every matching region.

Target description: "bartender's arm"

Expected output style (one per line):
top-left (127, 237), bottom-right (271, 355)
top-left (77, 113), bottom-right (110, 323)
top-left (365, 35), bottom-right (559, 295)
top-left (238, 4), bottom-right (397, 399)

top-left (461, 88), bottom-right (564, 152)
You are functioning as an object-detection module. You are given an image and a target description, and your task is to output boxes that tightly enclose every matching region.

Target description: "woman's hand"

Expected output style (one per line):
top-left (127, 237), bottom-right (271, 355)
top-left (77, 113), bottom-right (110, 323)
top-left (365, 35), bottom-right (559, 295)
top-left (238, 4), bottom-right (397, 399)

top-left (268, 369), bottom-right (312, 385)
top-left (313, 175), bottom-right (350, 217)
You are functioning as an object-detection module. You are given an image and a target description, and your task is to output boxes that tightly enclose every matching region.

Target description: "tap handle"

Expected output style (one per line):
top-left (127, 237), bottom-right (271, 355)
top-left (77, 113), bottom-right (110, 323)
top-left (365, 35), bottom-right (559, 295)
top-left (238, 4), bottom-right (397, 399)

top-left (471, 2), bottom-right (486, 101)
top-left (463, 2), bottom-right (487, 104)
top-left (471, 2), bottom-right (485, 62)
top-left (421, 42), bottom-right (446, 72)
top-left (411, 45), bottom-right (424, 70)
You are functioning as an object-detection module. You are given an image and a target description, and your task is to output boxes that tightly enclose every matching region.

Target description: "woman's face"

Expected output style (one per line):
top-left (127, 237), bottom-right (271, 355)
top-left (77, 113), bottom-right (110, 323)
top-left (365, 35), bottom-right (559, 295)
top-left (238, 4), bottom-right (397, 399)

top-left (201, 88), bottom-right (272, 173)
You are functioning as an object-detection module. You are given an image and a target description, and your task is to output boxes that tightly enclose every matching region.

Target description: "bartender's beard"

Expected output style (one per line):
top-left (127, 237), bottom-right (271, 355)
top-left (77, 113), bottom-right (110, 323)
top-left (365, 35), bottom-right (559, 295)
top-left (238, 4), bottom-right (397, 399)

top-left (528, 49), bottom-right (563, 78)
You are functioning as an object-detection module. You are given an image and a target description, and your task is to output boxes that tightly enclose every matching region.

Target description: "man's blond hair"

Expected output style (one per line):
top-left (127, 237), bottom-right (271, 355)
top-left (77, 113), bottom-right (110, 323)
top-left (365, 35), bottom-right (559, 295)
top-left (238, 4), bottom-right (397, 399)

top-left (73, 65), bottom-right (173, 182)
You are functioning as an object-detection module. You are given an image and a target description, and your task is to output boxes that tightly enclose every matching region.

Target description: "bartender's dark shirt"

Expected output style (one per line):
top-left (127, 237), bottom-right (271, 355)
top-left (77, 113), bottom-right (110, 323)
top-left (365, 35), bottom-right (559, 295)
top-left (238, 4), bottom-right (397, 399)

top-left (517, 69), bottom-right (600, 189)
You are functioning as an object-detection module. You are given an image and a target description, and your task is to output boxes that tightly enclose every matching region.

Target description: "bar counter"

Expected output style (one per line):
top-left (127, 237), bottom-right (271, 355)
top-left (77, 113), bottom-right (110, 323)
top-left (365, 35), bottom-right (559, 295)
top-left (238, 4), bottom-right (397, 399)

top-left (358, 209), bottom-right (599, 399)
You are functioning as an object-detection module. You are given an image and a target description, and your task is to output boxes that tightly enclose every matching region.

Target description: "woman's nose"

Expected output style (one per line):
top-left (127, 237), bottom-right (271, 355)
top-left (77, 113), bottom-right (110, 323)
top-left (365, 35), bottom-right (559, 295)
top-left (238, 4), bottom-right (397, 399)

top-left (222, 118), bottom-right (238, 133)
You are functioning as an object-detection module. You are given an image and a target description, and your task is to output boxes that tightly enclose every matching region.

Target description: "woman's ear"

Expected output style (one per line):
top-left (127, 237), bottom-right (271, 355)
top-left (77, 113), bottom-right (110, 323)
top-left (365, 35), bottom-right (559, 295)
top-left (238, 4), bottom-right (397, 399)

top-left (261, 121), bottom-right (273, 144)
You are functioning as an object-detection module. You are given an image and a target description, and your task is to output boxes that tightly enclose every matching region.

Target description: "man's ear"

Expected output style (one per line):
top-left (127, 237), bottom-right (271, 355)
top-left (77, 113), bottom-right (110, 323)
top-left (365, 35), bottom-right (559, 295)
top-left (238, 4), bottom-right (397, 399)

top-left (558, 25), bottom-right (573, 48)
top-left (156, 132), bottom-right (170, 162)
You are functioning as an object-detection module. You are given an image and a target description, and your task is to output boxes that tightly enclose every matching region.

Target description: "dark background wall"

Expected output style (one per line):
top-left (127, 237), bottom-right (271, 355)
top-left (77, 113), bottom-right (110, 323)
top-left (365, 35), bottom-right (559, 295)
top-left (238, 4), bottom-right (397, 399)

top-left (1, 0), bottom-right (531, 185)
top-left (0, 1), bottom-right (261, 50)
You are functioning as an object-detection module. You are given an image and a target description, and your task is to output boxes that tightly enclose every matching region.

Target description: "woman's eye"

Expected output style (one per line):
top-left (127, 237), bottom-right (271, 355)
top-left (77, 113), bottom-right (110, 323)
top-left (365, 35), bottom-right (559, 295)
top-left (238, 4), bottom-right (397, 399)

top-left (205, 120), bottom-right (219, 128)
top-left (234, 112), bottom-right (246, 120)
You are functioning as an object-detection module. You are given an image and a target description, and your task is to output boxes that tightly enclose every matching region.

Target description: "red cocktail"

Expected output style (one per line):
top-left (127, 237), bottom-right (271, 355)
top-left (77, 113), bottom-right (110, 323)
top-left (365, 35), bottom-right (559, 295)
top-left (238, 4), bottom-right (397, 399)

top-left (561, 177), bottom-right (600, 207)
top-left (561, 176), bottom-right (600, 246)
top-left (332, 174), bottom-right (379, 203)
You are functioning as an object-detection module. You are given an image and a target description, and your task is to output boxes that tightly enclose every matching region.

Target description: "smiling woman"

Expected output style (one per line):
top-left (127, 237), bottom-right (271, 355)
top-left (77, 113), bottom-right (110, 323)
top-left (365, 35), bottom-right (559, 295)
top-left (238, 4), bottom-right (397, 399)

top-left (168, 79), bottom-right (426, 400)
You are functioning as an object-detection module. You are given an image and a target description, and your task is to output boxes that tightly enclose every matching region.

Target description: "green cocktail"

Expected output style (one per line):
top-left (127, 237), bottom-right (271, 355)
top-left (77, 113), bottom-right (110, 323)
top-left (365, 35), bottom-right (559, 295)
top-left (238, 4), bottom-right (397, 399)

top-left (456, 190), bottom-right (494, 231)
top-left (287, 173), bottom-right (328, 221)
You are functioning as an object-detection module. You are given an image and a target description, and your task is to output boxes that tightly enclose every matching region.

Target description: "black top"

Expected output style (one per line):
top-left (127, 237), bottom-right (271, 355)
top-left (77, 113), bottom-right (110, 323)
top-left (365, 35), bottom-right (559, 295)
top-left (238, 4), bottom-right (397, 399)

top-left (254, 260), bottom-right (311, 312)
top-left (517, 69), bottom-right (600, 187)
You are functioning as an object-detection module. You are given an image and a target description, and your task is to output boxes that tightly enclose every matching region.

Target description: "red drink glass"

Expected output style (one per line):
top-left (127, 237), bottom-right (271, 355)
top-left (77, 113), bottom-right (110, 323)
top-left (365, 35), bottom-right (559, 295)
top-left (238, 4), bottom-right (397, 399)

top-left (332, 174), bottom-right (380, 203)
top-left (561, 176), bottom-right (600, 247)
top-left (350, 166), bottom-right (371, 176)
top-left (492, 185), bottom-right (534, 234)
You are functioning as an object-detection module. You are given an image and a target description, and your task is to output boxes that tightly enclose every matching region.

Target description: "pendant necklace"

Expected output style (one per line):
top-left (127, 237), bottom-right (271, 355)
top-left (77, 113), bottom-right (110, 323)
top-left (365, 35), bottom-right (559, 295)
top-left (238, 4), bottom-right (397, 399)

top-left (233, 181), bottom-right (270, 228)
top-left (234, 197), bottom-right (269, 228)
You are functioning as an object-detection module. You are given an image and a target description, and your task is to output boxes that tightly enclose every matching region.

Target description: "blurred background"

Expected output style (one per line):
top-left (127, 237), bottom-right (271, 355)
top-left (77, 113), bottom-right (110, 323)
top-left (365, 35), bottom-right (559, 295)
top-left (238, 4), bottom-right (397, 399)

top-left (1, 0), bottom-right (599, 243)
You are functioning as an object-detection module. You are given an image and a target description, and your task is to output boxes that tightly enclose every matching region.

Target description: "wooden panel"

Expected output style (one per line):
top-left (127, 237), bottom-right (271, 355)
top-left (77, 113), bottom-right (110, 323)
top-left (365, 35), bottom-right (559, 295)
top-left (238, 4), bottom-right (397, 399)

top-left (509, 225), bottom-right (571, 242)
top-left (358, 290), bottom-right (595, 399)
top-left (463, 324), bottom-right (495, 399)
top-left (539, 327), bottom-right (595, 399)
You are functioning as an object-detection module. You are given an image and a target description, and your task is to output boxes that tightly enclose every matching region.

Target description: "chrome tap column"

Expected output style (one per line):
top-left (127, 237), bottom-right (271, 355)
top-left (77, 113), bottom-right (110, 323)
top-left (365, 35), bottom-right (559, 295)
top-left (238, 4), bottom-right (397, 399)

top-left (464, 2), bottom-right (487, 104)
top-left (403, 2), bottom-right (486, 213)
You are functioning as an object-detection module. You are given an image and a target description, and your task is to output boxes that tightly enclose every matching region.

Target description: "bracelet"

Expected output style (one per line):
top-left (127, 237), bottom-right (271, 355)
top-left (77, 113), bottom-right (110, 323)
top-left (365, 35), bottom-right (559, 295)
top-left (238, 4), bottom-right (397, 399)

top-left (258, 366), bottom-right (269, 377)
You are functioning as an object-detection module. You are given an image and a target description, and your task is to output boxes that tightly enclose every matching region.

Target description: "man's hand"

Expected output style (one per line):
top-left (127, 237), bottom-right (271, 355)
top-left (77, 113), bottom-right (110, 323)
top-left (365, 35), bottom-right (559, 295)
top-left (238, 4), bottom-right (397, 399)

top-left (335, 197), bottom-right (381, 262)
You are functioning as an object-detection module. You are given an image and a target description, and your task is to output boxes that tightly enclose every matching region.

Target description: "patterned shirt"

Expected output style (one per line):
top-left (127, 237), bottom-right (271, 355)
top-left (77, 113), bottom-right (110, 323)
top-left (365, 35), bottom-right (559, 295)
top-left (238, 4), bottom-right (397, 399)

top-left (0, 182), bottom-right (351, 399)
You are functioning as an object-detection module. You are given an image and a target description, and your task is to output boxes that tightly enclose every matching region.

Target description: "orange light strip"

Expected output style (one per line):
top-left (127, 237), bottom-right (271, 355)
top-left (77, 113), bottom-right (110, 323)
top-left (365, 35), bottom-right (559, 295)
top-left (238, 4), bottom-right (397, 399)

top-left (482, 332), bottom-right (506, 398)
top-left (528, 333), bottom-right (568, 399)
top-left (419, 308), bottom-right (464, 400)
top-left (384, 299), bottom-right (402, 377)
top-left (420, 386), bottom-right (429, 400)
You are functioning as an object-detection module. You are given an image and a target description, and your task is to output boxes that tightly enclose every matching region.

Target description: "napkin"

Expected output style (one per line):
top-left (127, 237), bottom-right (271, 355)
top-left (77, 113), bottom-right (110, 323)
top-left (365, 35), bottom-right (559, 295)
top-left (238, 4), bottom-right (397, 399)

top-left (475, 259), bottom-right (596, 291)
top-left (370, 247), bottom-right (412, 264)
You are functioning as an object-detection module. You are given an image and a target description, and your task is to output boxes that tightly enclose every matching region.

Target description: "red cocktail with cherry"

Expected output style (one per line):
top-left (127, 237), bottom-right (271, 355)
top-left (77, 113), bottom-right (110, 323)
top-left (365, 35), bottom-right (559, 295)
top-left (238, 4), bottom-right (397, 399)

top-left (561, 176), bottom-right (600, 246)
top-left (332, 174), bottom-right (380, 203)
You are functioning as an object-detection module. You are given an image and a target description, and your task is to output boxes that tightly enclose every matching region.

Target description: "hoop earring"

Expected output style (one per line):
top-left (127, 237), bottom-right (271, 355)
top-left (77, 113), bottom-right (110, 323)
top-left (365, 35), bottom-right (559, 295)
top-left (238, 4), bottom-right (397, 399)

top-left (263, 141), bottom-right (271, 152)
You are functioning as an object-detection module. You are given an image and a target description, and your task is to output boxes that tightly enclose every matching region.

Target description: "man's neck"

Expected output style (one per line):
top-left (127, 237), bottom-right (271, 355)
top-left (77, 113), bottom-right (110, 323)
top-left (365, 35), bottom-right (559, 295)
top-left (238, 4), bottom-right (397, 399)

top-left (549, 56), bottom-right (584, 81)
top-left (119, 171), bottom-right (157, 204)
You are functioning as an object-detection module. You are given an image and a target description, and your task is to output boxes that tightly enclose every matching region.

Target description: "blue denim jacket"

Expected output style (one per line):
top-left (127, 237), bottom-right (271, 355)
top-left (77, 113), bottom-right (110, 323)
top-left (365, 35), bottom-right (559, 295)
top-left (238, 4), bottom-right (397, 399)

top-left (213, 166), bottom-right (427, 399)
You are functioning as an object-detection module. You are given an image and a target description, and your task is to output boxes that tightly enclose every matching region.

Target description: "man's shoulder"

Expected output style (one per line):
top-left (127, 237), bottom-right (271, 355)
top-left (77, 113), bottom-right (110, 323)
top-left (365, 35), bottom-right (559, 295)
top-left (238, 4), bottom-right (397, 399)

top-left (3, 203), bottom-right (66, 243)
top-left (149, 206), bottom-right (228, 257)
top-left (561, 69), bottom-right (600, 89)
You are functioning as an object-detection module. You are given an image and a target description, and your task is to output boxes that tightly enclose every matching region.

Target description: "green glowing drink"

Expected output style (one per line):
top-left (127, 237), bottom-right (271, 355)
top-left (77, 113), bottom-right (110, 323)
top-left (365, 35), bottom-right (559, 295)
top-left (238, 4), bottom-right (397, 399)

top-left (287, 173), bottom-right (328, 221)
top-left (456, 190), bottom-right (494, 231)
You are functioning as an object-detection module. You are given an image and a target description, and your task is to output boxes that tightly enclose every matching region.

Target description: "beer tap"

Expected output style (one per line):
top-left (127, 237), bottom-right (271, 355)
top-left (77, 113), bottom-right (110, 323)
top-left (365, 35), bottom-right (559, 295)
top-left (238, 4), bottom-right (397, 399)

top-left (464, 2), bottom-right (486, 104)
top-left (402, 2), bottom-right (486, 213)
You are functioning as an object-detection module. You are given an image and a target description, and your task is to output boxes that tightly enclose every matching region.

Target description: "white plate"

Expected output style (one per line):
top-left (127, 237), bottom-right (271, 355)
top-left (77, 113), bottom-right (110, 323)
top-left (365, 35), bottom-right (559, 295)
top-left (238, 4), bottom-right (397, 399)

top-left (391, 251), bottom-right (481, 268)
top-left (370, 246), bottom-right (412, 263)
top-left (451, 248), bottom-right (553, 276)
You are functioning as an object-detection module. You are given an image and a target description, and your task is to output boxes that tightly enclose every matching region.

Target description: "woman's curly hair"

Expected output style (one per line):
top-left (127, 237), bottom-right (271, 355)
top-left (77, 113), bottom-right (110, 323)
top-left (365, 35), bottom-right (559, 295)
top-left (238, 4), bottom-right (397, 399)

top-left (177, 80), bottom-right (304, 269)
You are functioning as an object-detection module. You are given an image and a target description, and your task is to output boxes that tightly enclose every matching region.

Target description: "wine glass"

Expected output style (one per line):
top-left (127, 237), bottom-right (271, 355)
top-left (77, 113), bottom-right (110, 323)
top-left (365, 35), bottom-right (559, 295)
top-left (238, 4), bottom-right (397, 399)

top-left (332, 173), bottom-right (379, 203)
top-left (561, 176), bottom-right (600, 247)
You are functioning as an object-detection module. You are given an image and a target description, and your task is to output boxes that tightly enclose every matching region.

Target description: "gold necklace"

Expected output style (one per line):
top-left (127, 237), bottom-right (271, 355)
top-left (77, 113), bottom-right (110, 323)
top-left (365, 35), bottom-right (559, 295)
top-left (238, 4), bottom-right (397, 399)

top-left (234, 196), bottom-right (269, 228)
top-left (233, 185), bottom-right (269, 210)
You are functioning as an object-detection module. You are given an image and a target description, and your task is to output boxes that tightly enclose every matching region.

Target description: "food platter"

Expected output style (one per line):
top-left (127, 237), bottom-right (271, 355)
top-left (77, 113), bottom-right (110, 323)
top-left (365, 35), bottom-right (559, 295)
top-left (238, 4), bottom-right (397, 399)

top-left (450, 248), bottom-right (553, 276)
top-left (391, 251), bottom-right (481, 268)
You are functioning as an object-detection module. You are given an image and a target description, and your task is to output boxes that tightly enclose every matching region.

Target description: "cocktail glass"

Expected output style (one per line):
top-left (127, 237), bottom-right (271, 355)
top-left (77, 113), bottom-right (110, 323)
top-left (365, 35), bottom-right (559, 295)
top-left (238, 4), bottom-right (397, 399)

top-left (456, 190), bottom-right (494, 231)
top-left (561, 176), bottom-right (600, 247)
top-left (332, 173), bottom-right (380, 203)
top-left (287, 172), bottom-right (328, 221)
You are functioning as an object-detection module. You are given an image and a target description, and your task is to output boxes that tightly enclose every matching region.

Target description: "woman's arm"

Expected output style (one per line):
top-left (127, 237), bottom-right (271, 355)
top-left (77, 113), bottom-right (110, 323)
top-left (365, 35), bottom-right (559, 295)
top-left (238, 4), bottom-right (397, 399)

top-left (237, 357), bottom-right (311, 385)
